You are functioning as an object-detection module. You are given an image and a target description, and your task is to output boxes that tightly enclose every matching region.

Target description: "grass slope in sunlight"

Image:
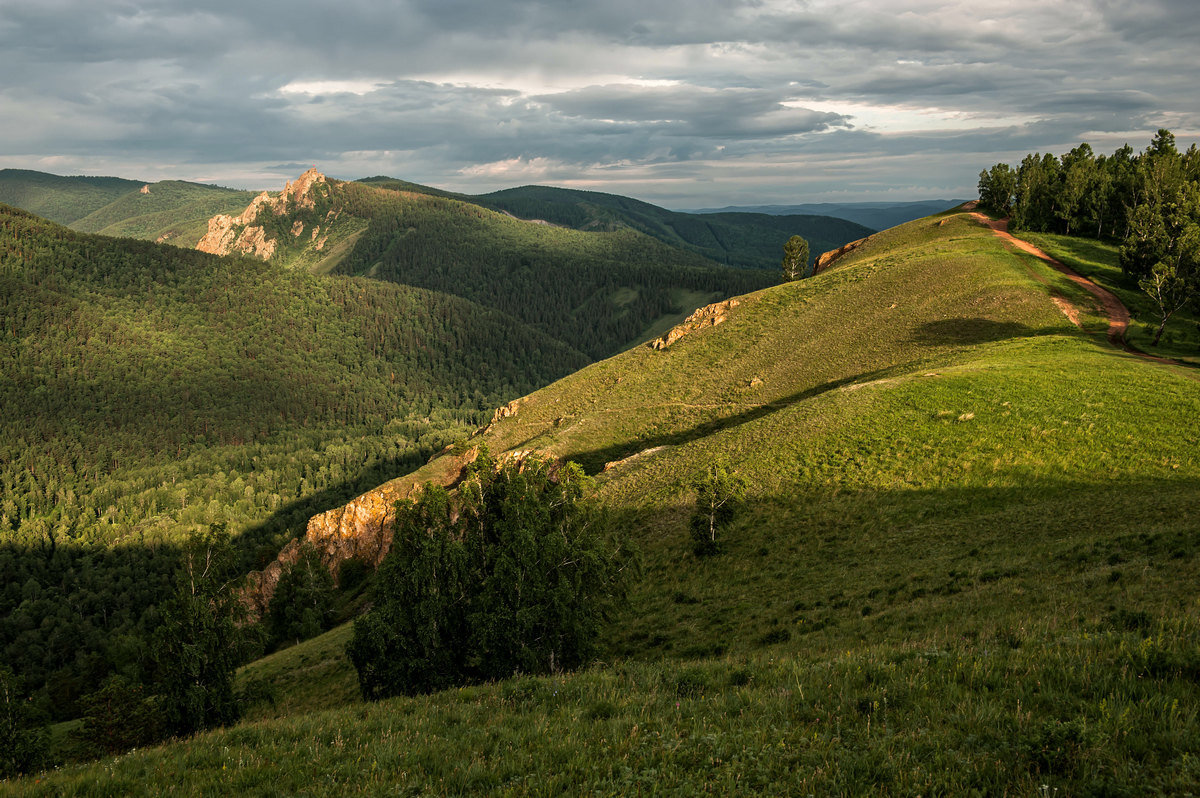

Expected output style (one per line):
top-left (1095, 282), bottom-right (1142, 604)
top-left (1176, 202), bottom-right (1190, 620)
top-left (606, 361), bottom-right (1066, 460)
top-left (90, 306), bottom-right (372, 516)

top-left (1022, 231), bottom-right (1200, 364)
top-left (69, 181), bottom-right (257, 247)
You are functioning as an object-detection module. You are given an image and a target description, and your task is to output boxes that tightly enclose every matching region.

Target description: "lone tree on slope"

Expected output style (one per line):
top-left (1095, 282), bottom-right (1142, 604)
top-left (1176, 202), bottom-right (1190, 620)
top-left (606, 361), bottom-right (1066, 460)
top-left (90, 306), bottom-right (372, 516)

top-left (782, 235), bottom-right (810, 281)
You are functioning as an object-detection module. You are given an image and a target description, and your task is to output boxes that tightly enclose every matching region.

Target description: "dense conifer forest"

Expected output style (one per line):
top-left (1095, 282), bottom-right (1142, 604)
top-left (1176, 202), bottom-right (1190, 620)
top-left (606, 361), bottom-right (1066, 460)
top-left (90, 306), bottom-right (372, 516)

top-left (334, 182), bottom-right (775, 359)
top-left (0, 203), bottom-right (590, 718)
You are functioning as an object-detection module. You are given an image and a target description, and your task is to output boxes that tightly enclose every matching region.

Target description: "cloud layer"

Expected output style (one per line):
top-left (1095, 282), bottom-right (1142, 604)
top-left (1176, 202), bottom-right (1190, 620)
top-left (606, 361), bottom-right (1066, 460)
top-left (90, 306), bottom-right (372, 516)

top-left (1, 0), bottom-right (1195, 205)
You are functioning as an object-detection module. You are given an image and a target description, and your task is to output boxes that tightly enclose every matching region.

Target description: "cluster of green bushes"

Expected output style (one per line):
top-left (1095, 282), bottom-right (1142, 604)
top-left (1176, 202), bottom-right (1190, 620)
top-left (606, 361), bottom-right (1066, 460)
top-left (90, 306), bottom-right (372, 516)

top-left (348, 452), bottom-right (632, 699)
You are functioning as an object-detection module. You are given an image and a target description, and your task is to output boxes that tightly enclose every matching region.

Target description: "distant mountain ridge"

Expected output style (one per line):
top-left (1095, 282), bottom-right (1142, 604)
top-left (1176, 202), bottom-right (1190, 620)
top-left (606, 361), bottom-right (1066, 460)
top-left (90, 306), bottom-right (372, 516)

top-left (193, 171), bottom-right (774, 360)
top-left (0, 168), bottom-right (143, 225)
top-left (407, 181), bottom-right (876, 270)
top-left (0, 168), bottom-right (253, 246)
top-left (683, 199), bottom-right (971, 231)
top-left (0, 168), bottom-right (877, 272)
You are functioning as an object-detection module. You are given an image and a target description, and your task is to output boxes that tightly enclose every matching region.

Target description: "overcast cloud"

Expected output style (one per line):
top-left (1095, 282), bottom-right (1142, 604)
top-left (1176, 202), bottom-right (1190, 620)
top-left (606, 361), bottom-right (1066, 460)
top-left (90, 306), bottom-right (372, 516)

top-left (0, 0), bottom-right (1195, 206)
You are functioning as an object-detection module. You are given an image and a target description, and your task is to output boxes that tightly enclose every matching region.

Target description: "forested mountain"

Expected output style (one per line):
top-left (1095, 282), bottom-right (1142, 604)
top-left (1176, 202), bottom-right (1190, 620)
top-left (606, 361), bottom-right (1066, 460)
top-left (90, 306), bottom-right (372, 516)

top-left (0, 170), bottom-right (143, 225)
top-left (331, 182), bottom-right (775, 358)
top-left (195, 174), bottom-right (777, 359)
top-left (426, 182), bottom-right (874, 270)
top-left (0, 203), bottom-right (589, 718)
top-left (1, 170), bottom-right (845, 359)
top-left (0, 169), bottom-right (256, 247)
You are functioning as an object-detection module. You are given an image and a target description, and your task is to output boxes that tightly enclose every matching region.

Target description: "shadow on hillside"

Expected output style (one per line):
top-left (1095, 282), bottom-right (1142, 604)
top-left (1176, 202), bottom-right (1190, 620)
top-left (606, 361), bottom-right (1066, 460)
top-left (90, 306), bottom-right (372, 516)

top-left (234, 453), bottom-right (438, 570)
top-left (571, 366), bottom-right (903, 475)
top-left (0, 448), bottom-right (441, 722)
top-left (908, 318), bottom-right (1063, 346)
top-left (607, 476), bottom-right (1200, 660)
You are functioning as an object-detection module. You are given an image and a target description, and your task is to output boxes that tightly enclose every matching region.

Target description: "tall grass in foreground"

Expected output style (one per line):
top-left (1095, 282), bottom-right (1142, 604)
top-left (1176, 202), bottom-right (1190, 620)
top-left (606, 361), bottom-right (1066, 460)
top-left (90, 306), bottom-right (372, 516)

top-left (10, 612), bottom-right (1198, 795)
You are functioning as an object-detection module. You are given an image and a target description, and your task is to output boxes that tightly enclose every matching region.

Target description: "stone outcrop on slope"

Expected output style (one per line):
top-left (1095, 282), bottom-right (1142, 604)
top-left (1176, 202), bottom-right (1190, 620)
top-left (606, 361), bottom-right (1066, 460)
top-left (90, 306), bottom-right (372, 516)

top-left (240, 446), bottom-right (482, 617)
top-left (649, 298), bottom-right (741, 350)
top-left (812, 235), bottom-right (871, 275)
top-left (196, 168), bottom-right (327, 259)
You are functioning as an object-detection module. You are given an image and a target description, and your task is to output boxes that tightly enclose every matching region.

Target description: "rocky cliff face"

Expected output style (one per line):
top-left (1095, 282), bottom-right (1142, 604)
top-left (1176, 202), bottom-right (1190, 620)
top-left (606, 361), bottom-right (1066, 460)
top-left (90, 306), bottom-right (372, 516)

top-left (649, 298), bottom-right (741, 350)
top-left (239, 445), bottom-right (568, 616)
top-left (813, 235), bottom-right (871, 275)
top-left (196, 168), bottom-right (327, 260)
top-left (240, 446), bottom-right (482, 617)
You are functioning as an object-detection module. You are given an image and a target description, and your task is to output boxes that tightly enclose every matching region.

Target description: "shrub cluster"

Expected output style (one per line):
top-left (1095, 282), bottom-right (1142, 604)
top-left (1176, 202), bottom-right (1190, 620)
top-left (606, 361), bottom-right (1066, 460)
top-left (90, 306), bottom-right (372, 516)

top-left (347, 451), bottom-right (632, 699)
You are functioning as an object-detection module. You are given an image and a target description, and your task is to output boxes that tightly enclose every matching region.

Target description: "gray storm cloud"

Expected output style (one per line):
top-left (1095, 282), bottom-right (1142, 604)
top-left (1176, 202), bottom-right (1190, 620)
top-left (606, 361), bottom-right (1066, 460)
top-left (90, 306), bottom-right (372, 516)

top-left (0, 0), bottom-right (1194, 205)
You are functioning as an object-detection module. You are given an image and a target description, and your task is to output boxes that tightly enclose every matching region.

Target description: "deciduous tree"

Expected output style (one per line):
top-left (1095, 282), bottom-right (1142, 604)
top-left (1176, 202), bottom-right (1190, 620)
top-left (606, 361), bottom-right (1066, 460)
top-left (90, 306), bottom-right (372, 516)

top-left (150, 524), bottom-right (243, 736)
top-left (690, 467), bottom-right (745, 557)
top-left (782, 235), bottom-right (809, 281)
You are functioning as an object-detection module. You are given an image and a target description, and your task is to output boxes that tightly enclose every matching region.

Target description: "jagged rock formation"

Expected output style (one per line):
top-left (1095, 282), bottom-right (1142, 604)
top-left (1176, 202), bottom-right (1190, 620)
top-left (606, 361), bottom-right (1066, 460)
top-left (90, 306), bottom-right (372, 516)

top-left (649, 299), bottom-right (741, 350)
top-left (240, 446), bottom-right (482, 617)
top-left (240, 445), bottom-right (569, 616)
top-left (813, 236), bottom-right (871, 275)
top-left (196, 168), bottom-right (327, 259)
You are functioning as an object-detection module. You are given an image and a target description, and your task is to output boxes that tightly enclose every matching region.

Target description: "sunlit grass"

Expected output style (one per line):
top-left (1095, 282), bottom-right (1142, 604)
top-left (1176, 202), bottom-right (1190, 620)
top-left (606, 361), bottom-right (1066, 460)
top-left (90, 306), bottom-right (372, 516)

top-left (1022, 232), bottom-right (1200, 364)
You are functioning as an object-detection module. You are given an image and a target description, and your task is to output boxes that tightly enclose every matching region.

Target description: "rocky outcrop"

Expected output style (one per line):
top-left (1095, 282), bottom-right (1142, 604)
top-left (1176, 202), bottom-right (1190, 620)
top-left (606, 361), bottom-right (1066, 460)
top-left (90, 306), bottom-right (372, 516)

top-left (476, 398), bottom-right (525, 436)
top-left (240, 445), bottom-right (482, 617)
top-left (650, 299), bottom-right (741, 350)
top-left (813, 236), bottom-right (871, 275)
top-left (235, 226), bottom-right (277, 259)
top-left (492, 398), bottom-right (524, 424)
top-left (196, 215), bottom-right (239, 255)
top-left (140, 184), bottom-right (151, 195)
top-left (284, 169), bottom-right (325, 210)
top-left (196, 168), bottom-right (327, 259)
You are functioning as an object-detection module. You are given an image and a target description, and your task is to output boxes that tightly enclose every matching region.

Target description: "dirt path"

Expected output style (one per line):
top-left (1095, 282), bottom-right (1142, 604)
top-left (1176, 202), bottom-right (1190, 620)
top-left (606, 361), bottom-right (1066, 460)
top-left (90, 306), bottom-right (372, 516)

top-left (970, 213), bottom-right (1132, 344)
top-left (967, 213), bottom-right (1184, 366)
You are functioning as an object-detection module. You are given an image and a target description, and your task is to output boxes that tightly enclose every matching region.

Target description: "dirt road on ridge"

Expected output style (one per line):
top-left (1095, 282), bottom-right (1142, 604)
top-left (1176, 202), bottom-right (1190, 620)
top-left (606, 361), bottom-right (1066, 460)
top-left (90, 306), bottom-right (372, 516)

top-left (965, 212), bottom-right (1191, 370)
top-left (969, 212), bottom-right (1134, 348)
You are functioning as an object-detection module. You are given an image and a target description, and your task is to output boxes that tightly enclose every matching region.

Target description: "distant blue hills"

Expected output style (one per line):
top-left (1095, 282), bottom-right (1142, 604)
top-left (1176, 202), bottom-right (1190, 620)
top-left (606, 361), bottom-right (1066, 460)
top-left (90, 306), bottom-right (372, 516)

top-left (680, 199), bottom-right (971, 232)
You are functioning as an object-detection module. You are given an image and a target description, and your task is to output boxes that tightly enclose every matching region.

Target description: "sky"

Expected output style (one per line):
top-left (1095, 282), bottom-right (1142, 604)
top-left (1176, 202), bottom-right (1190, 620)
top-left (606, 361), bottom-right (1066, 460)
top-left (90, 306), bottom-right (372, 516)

top-left (1, 0), bottom-right (1197, 208)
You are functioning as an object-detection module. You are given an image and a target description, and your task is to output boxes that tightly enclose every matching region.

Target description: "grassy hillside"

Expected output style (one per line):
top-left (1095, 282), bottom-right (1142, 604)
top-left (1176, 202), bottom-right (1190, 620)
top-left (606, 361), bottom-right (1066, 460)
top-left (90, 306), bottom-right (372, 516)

top-left (70, 180), bottom-right (256, 247)
top-left (0, 169), bottom-right (142, 225)
top-left (19, 209), bottom-right (1200, 794)
top-left (463, 183), bottom-right (875, 270)
top-left (0, 204), bottom-right (589, 719)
